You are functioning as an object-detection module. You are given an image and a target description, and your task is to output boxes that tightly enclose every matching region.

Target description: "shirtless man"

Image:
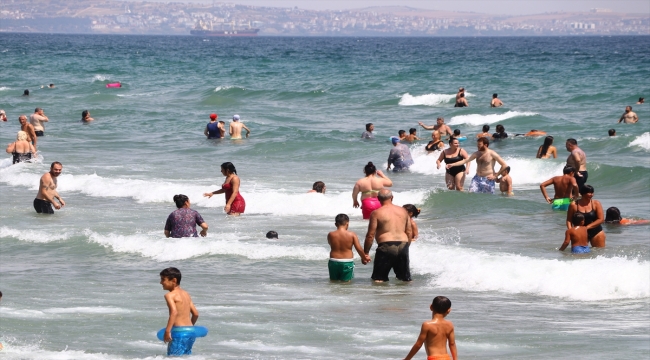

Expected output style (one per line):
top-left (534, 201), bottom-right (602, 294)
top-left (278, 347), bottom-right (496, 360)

top-left (637, 97), bottom-right (644, 104)
top-left (539, 166), bottom-right (580, 211)
top-left (446, 137), bottom-right (508, 195)
top-left (475, 125), bottom-right (491, 139)
top-left (159, 267), bottom-right (199, 356)
top-left (19, 115), bottom-right (38, 149)
top-left (29, 108), bottom-right (49, 136)
top-left (363, 189), bottom-right (412, 282)
top-left (418, 117), bottom-right (453, 139)
top-left (229, 114), bottom-right (250, 139)
top-left (491, 93), bottom-right (503, 107)
top-left (455, 87), bottom-right (464, 102)
top-left (34, 162), bottom-right (65, 214)
top-left (565, 138), bottom-right (588, 193)
top-left (618, 106), bottom-right (638, 124)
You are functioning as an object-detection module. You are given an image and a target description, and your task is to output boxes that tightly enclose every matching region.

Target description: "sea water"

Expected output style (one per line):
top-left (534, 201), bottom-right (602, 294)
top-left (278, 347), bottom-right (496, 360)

top-left (0, 34), bottom-right (649, 359)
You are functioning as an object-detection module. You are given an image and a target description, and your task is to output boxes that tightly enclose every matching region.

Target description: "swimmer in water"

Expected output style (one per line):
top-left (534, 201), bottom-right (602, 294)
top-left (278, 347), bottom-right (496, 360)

top-left (23, 89), bottom-right (29, 96)
top-left (229, 115), bottom-right (250, 139)
top-left (608, 129), bottom-right (616, 136)
top-left (159, 267), bottom-right (199, 356)
top-left (490, 93), bottom-right (503, 107)
top-left (437, 137), bottom-right (470, 191)
top-left (352, 162), bottom-right (392, 219)
top-left (404, 128), bottom-right (421, 142)
top-left (327, 214), bottom-right (371, 282)
top-left (539, 166), bottom-right (579, 211)
top-left (446, 137), bottom-right (508, 195)
top-left (402, 204), bottom-right (420, 240)
top-left (404, 296), bottom-right (457, 360)
top-left (0, 109), bottom-right (7, 122)
top-left (361, 123), bottom-right (374, 139)
top-left (559, 213), bottom-right (590, 254)
top-left (425, 131), bottom-right (444, 153)
top-left (309, 181), bottom-right (326, 193)
top-left (398, 130), bottom-right (407, 141)
top-left (495, 166), bottom-right (513, 196)
top-left (419, 117), bottom-right (453, 139)
top-left (454, 92), bottom-right (468, 107)
top-left (492, 124), bottom-right (508, 140)
top-left (605, 207), bottom-right (650, 226)
top-left (204, 113), bottom-right (221, 139)
top-left (266, 231), bottom-right (279, 239)
top-left (637, 97), bottom-right (644, 104)
top-left (536, 136), bottom-right (557, 159)
top-left (476, 125), bottom-right (491, 139)
top-left (618, 106), bottom-right (638, 124)
top-left (515, 130), bottom-right (547, 137)
top-left (81, 110), bottom-right (94, 122)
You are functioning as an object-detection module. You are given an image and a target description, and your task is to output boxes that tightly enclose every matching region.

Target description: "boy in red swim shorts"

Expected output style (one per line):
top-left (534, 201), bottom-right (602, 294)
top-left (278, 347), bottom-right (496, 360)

top-left (404, 296), bottom-right (457, 360)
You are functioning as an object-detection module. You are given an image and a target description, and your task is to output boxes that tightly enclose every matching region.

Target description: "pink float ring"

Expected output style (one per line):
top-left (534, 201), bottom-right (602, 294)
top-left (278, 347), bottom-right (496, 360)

top-left (106, 82), bottom-right (122, 88)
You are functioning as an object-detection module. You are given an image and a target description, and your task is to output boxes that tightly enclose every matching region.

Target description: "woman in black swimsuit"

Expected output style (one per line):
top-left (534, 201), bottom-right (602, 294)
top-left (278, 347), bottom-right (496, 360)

top-left (425, 131), bottom-right (444, 153)
top-left (6, 130), bottom-right (35, 164)
top-left (436, 137), bottom-right (470, 191)
top-left (454, 92), bottom-right (468, 107)
top-left (566, 185), bottom-right (606, 247)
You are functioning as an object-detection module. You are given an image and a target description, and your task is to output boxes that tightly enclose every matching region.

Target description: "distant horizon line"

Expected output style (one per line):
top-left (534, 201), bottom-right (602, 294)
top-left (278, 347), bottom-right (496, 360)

top-left (2, 31), bottom-right (648, 37)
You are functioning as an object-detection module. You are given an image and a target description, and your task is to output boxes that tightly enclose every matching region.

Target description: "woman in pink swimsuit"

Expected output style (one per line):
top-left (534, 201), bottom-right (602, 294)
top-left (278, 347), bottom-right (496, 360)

top-left (203, 162), bottom-right (246, 215)
top-left (352, 162), bottom-right (393, 219)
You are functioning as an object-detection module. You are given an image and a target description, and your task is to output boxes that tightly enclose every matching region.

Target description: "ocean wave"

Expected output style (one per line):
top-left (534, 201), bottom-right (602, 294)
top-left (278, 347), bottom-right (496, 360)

top-left (92, 74), bottom-right (110, 82)
top-left (629, 132), bottom-right (650, 151)
top-left (0, 226), bottom-right (73, 243)
top-left (447, 111), bottom-right (537, 126)
top-left (0, 342), bottom-right (162, 360)
top-left (410, 242), bottom-right (650, 301)
top-left (0, 86), bottom-right (10, 91)
top-left (214, 85), bottom-right (240, 92)
top-left (399, 92), bottom-right (473, 106)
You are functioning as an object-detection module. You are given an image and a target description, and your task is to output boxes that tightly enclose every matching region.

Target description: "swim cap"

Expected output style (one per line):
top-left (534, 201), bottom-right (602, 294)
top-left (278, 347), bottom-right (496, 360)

top-left (390, 136), bottom-right (400, 145)
top-left (210, 113), bottom-right (217, 120)
top-left (233, 114), bottom-right (240, 121)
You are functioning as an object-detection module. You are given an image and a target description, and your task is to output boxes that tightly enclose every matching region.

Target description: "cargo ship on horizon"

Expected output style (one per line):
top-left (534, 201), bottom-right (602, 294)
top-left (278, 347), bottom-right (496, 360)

top-left (190, 20), bottom-right (259, 37)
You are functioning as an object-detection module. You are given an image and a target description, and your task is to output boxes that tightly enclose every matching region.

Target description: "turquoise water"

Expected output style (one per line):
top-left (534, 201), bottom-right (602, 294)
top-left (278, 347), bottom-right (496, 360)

top-left (1, 34), bottom-right (649, 359)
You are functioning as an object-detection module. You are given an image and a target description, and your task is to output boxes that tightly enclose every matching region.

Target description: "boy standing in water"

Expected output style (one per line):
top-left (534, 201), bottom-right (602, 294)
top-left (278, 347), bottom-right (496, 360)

top-left (160, 267), bottom-right (199, 356)
top-left (327, 214), bottom-right (371, 282)
top-left (496, 166), bottom-right (513, 196)
top-left (559, 213), bottom-right (590, 254)
top-left (404, 296), bottom-right (457, 360)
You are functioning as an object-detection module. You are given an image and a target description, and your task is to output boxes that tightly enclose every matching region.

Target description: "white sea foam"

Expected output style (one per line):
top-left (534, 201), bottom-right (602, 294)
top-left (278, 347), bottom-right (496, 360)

top-left (0, 227), bottom-right (73, 243)
top-left (0, 343), bottom-right (169, 360)
top-left (217, 339), bottom-right (325, 354)
top-left (0, 86), bottom-right (10, 91)
top-left (92, 74), bottom-right (109, 82)
top-left (410, 242), bottom-right (650, 301)
top-left (447, 111), bottom-right (537, 126)
top-left (399, 92), bottom-right (473, 106)
top-left (629, 132), bottom-right (650, 151)
top-left (214, 85), bottom-right (237, 92)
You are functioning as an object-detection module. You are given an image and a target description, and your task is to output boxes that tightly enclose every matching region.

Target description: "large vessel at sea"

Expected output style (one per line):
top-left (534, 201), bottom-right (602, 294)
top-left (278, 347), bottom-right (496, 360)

top-left (190, 20), bottom-right (259, 37)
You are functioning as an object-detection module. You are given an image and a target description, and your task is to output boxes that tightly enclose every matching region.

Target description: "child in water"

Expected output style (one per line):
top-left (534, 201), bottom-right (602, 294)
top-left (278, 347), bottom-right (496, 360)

top-left (160, 267), bottom-right (200, 356)
top-left (496, 166), bottom-right (513, 196)
top-left (327, 214), bottom-right (371, 282)
top-left (404, 296), bottom-right (457, 360)
top-left (605, 207), bottom-right (650, 225)
top-left (403, 204), bottom-right (420, 240)
top-left (560, 213), bottom-right (590, 254)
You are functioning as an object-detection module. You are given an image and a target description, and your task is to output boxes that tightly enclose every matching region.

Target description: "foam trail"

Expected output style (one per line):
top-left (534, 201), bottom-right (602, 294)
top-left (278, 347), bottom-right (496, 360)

top-left (0, 86), bottom-right (10, 91)
top-left (214, 85), bottom-right (237, 92)
top-left (0, 227), bottom-right (73, 243)
top-left (92, 74), bottom-right (109, 82)
top-left (447, 111), bottom-right (537, 126)
top-left (410, 241), bottom-right (650, 301)
top-left (399, 92), bottom-right (473, 106)
top-left (0, 343), bottom-right (166, 360)
top-left (629, 132), bottom-right (650, 151)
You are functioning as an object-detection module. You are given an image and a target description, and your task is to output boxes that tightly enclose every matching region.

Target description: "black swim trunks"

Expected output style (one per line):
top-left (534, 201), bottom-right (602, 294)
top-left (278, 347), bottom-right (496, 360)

top-left (33, 198), bottom-right (54, 214)
top-left (575, 171), bottom-right (588, 193)
top-left (35, 131), bottom-right (44, 137)
top-left (371, 241), bottom-right (412, 281)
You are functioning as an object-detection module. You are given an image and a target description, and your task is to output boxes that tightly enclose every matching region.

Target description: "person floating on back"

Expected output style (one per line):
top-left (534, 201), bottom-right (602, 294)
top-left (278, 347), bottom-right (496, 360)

top-left (159, 267), bottom-right (199, 356)
top-left (327, 214), bottom-right (370, 282)
top-left (559, 213), bottom-right (590, 254)
top-left (404, 296), bottom-right (457, 360)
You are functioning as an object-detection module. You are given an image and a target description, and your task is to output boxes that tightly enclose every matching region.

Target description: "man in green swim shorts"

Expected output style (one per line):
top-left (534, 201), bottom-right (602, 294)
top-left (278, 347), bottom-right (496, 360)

top-left (327, 214), bottom-right (371, 282)
top-left (539, 166), bottom-right (580, 211)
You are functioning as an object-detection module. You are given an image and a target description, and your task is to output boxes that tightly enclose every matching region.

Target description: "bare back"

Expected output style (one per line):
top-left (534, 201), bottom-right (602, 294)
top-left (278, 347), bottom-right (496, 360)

top-left (229, 122), bottom-right (249, 139)
top-left (421, 319), bottom-right (455, 356)
top-left (371, 204), bottom-right (410, 243)
top-left (165, 287), bottom-right (197, 327)
top-left (355, 175), bottom-right (389, 200)
top-left (7, 140), bottom-right (34, 154)
top-left (568, 226), bottom-right (589, 248)
top-left (567, 148), bottom-right (587, 172)
top-left (553, 175), bottom-right (577, 199)
top-left (328, 229), bottom-right (361, 259)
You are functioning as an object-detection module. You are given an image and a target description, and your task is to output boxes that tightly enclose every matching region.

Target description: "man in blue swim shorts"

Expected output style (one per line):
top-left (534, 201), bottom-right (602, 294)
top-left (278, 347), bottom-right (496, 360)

top-left (446, 137), bottom-right (508, 195)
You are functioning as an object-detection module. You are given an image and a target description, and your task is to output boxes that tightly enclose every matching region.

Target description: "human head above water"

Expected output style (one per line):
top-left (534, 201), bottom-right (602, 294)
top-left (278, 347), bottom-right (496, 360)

top-left (364, 161), bottom-right (377, 175)
top-left (502, 166), bottom-right (511, 175)
top-left (377, 189), bottom-right (393, 202)
top-left (398, 130), bottom-right (406, 137)
top-left (173, 194), bottom-right (189, 208)
top-left (82, 110), bottom-right (89, 119)
top-left (221, 162), bottom-right (237, 175)
top-left (608, 129), bottom-right (616, 136)
top-left (482, 125), bottom-right (490, 133)
top-left (453, 129), bottom-right (461, 136)
top-left (335, 213), bottom-right (349, 226)
top-left (365, 123), bottom-right (373, 131)
top-left (563, 166), bottom-right (575, 175)
top-left (477, 136), bottom-right (490, 147)
top-left (496, 124), bottom-right (505, 133)
top-left (17, 131), bottom-right (28, 141)
top-left (232, 114), bottom-right (240, 121)
top-left (409, 128), bottom-right (417, 135)
top-left (493, 93), bottom-right (498, 98)
top-left (432, 296), bottom-right (451, 314)
top-left (605, 207), bottom-right (622, 223)
top-left (266, 231), bottom-right (279, 239)
top-left (312, 181), bottom-right (326, 193)
top-left (579, 184), bottom-right (595, 195)
top-left (572, 212), bottom-right (585, 226)
top-left (23, 89), bottom-right (29, 96)
top-left (160, 267), bottom-right (181, 285)
top-left (210, 113), bottom-right (217, 120)
top-left (402, 204), bottom-right (420, 218)
top-left (566, 138), bottom-right (578, 147)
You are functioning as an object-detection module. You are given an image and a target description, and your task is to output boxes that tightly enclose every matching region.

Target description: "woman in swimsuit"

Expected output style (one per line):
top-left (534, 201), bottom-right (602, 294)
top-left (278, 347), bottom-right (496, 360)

top-left (352, 162), bottom-right (393, 219)
top-left (6, 131), bottom-right (36, 164)
top-left (436, 137), bottom-right (470, 191)
top-left (203, 162), bottom-right (246, 215)
top-left (425, 131), bottom-right (444, 153)
top-left (536, 136), bottom-right (557, 159)
top-left (454, 92), bottom-right (468, 107)
top-left (566, 185), bottom-right (606, 247)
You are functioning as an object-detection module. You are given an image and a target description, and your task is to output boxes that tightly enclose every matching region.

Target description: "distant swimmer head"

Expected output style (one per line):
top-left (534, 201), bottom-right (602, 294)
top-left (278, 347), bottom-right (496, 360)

top-left (605, 207), bottom-right (622, 223)
top-left (563, 166), bottom-right (575, 175)
top-left (496, 124), bottom-right (505, 133)
top-left (402, 204), bottom-right (420, 218)
top-left (626, 106), bottom-right (632, 111)
top-left (572, 212), bottom-right (585, 226)
top-left (453, 129), bottom-right (461, 136)
top-left (639, 97), bottom-right (645, 103)
top-left (266, 230), bottom-right (279, 239)
top-left (49, 83), bottom-right (55, 88)
top-left (448, 137), bottom-right (460, 146)
top-left (460, 92), bottom-right (465, 98)
top-left (335, 213), bottom-right (349, 226)
top-left (390, 136), bottom-right (400, 145)
top-left (23, 89), bottom-right (29, 96)
top-left (579, 184), bottom-right (595, 196)
top-left (431, 296), bottom-right (451, 314)
top-left (365, 123), bottom-right (374, 131)
top-left (312, 181), bottom-right (326, 193)
top-left (81, 110), bottom-right (89, 120)
top-left (398, 130), bottom-right (406, 137)
top-left (608, 129), bottom-right (616, 136)
top-left (160, 267), bottom-right (182, 285)
top-left (173, 194), bottom-right (189, 208)
top-left (493, 93), bottom-right (498, 98)
top-left (409, 128), bottom-right (417, 135)
top-left (364, 161), bottom-right (377, 175)
top-left (17, 131), bottom-right (28, 141)
top-left (458, 87), bottom-right (464, 92)
top-left (220, 162), bottom-right (237, 175)
top-left (482, 125), bottom-right (490, 133)
top-left (232, 114), bottom-right (240, 121)
top-left (210, 113), bottom-right (217, 120)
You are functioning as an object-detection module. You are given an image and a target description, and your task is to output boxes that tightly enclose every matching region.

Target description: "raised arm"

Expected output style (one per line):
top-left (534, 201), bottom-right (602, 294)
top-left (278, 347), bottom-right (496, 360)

top-left (364, 213), bottom-right (378, 254)
top-left (377, 170), bottom-right (392, 187)
top-left (418, 122), bottom-right (435, 130)
top-left (559, 229), bottom-right (571, 251)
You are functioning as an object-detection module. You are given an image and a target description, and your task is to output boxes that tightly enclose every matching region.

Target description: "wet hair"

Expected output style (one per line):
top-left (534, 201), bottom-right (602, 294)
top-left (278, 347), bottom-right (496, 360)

top-left (539, 136), bottom-right (554, 158)
top-left (605, 207), bottom-right (622, 223)
top-left (23, 89), bottom-right (29, 96)
top-left (448, 137), bottom-right (459, 145)
top-left (221, 162), bottom-right (237, 175)
top-left (639, 97), bottom-right (644, 102)
top-left (50, 161), bottom-right (62, 169)
top-left (502, 166), bottom-right (511, 174)
top-left (335, 213), bottom-right (349, 226)
top-left (266, 231), bottom-right (278, 239)
top-left (312, 181), bottom-right (325, 193)
top-left (477, 137), bottom-right (490, 146)
top-left (82, 110), bottom-right (89, 120)
top-left (364, 162), bottom-right (376, 176)
top-left (160, 267), bottom-right (181, 284)
top-left (566, 138), bottom-right (578, 146)
top-left (35, 107), bottom-right (42, 112)
top-left (17, 131), bottom-right (27, 141)
top-left (365, 123), bottom-right (373, 131)
top-left (432, 296), bottom-right (451, 314)
top-left (579, 184), bottom-right (594, 195)
top-left (572, 212), bottom-right (585, 226)
top-left (49, 83), bottom-right (54, 87)
top-left (482, 125), bottom-right (490, 133)
top-left (377, 189), bottom-right (393, 202)
top-left (173, 194), bottom-right (189, 208)
top-left (402, 204), bottom-right (420, 218)
top-left (563, 166), bottom-right (575, 175)
top-left (409, 128), bottom-right (417, 134)
top-left (460, 92), bottom-right (465, 98)
top-left (458, 87), bottom-right (464, 92)
top-left (453, 129), bottom-right (461, 136)
top-left (493, 93), bottom-right (498, 98)
top-left (398, 130), bottom-right (406, 136)
top-left (608, 129), bottom-right (616, 136)
top-left (496, 124), bottom-right (505, 133)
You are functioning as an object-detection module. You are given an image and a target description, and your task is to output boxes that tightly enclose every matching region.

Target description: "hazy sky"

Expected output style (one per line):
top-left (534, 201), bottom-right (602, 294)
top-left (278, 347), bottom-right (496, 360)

top-left (122, 0), bottom-right (649, 15)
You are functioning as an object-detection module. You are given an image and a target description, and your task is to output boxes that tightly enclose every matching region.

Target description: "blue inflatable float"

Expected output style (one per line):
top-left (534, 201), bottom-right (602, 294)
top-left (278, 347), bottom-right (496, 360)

top-left (157, 326), bottom-right (208, 356)
top-left (457, 136), bottom-right (467, 142)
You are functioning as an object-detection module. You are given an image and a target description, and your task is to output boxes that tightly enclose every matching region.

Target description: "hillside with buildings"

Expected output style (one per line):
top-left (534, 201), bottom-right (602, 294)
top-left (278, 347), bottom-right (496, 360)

top-left (1, 0), bottom-right (648, 36)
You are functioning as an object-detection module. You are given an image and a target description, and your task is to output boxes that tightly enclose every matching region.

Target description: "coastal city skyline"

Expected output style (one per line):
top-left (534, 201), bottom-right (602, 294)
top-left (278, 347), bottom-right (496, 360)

top-left (1, 0), bottom-right (648, 36)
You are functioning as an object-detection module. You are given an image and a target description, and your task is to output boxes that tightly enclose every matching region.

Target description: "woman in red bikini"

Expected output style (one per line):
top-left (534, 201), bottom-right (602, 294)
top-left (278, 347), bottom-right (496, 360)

top-left (203, 162), bottom-right (246, 215)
